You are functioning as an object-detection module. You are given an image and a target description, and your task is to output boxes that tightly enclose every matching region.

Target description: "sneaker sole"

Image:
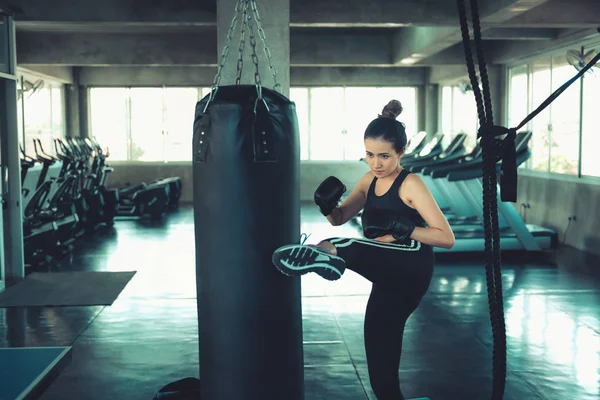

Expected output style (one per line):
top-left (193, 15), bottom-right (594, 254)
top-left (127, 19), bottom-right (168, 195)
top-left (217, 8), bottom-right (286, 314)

top-left (272, 244), bottom-right (345, 281)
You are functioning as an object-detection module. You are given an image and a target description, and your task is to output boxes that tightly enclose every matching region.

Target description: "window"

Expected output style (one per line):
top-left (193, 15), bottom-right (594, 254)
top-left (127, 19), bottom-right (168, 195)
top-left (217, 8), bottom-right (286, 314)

top-left (130, 88), bottom-right (165, 161)
top-left (451, 85), bottom-right (478, 150)
top-left (90, 88), bottom-right (129, 161)
top-left (549, 54), bottom-right (581, 175)
top-left (90, 86), bottom-right (419, 162)
top-left (289, 88), bottom-right (309, 160)
top-left (163, 88), bottom-right (200, 162)
top-left (507, 44), bottom-right (598, 177)
top-left (90, 87), bottom-right (208, 162)
top-left (440, 84), bottom-right (479, 152)
top-left (529, 58), bottom-right (552, 172)
top-left (308, 87), bottom-right (345, 160)
top-left (52, 87), bottom-right (63, 140)
top-left (581, 70), bottom-right (600, 177)
top-left (17, 86), bottom-right (24, 150)
top-left (18, 78), bottom-right (65, 158)
top-left (24, 87), bottom-right (52, 157)
top-left (508, 66), bottom-right (528, 128)
top-left (344, 87), bottom-right (417, 160)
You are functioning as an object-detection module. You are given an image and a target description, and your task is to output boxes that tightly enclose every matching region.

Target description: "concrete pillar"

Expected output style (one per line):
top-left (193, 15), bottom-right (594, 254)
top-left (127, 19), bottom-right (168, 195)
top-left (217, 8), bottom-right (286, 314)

top-left (217, 0), bottom-right (290, 97)
top-left (65, 84), bottom-right (80, 137)
top-left (417, 85), bottom-right (426, 133)
top-left (78, 86), bottom-right (90, 138)
top-left (425, 84), bottom-right (440, 135)
top-left (492, 66), bottom-right (507, 126)
top-left (417, 83), bottom-right (439, 139)
top-left (474, 66), bottom-right (505, 127)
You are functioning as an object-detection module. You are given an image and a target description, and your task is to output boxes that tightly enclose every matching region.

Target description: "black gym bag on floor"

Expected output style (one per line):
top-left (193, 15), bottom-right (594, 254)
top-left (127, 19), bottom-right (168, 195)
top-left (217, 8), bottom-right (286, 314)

top-left (153, 377), bottom-right (201, 399)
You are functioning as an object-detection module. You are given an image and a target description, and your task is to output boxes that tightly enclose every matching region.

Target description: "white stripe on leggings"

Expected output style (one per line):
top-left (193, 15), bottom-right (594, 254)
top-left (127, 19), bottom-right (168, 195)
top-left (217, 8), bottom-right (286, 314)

top-left (327, 237), bottom-right (422, 252)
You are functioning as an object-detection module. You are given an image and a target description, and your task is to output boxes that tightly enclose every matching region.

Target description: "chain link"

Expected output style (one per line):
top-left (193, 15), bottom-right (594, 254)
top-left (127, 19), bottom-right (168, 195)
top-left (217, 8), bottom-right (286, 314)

top-left (246, 1), bottom-right (262, 100)
top-left (236, 0), bottom-right (250, 85)
top-left (204, 0), bottom-right (241, 111)
top-left (205, 0), bottom-right (281, 112)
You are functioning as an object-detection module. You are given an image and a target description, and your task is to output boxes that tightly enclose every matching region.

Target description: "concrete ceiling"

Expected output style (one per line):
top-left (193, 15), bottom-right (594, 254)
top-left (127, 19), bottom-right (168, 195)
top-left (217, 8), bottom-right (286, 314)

top-left (6, 0), bottom-right (600, 77)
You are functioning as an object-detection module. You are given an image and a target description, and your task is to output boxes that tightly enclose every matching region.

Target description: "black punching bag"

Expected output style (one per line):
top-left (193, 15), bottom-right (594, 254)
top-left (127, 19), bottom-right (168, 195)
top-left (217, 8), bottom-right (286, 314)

top-left (192, 85), bottom-right (304, 400)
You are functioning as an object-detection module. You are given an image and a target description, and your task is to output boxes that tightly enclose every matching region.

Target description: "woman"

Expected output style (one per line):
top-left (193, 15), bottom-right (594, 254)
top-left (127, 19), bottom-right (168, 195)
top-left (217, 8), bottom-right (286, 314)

top-left (272, 100), bottom-right (455, 399)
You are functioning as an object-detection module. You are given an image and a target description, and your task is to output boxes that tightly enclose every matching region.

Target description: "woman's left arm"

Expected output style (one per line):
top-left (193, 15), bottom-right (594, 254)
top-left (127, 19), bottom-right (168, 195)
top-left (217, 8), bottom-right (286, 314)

top-left (376, 174), bottom-right (455, 249)
top-left (407, 174), bottom-right (454, 248)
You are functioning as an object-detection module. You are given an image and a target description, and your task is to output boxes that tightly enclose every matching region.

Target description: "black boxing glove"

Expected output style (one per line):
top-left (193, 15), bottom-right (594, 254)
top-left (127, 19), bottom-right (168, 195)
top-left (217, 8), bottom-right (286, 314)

top-left (363, 225), bottom-right (387, 240)
top-left (362, 208), bottom-right (416, 241)
top-left (314, 176), bottom-right (346, 216)
top-left (389, 215), bottom-right (416, 241)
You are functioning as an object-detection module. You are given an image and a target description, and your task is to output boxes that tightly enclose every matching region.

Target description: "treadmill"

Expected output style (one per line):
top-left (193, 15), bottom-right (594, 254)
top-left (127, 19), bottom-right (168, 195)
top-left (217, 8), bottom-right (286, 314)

top-left (403, 134), bottom-right (469, 215)
top-left (400, 133), bottom-right (444, 165)
top-left (425, 131), bottom-right (558, 253)
top-left (423, 134), bottom-right (515, 226)
top-left (405, 131), bottom-right (429, 156)
top-left (403, 133), bottom-right (468, 173)
top-left (421, 144), bottom-right (485, 228)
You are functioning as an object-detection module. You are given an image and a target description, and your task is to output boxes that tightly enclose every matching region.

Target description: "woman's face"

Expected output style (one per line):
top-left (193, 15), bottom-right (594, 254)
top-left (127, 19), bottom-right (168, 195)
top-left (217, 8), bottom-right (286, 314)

top-left (364, 138), bottom-right (404, 178)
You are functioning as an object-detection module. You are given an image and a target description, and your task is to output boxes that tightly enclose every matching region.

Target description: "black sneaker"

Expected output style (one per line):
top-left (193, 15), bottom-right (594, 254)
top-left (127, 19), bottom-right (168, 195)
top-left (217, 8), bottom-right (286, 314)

top-left (271, 243), bottom-right (346, 281)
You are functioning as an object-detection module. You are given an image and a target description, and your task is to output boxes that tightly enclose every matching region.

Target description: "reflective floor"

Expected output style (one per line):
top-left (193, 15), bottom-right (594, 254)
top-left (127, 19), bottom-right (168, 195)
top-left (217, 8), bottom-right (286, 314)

top-left (1, 205), bottom-right (599, 400)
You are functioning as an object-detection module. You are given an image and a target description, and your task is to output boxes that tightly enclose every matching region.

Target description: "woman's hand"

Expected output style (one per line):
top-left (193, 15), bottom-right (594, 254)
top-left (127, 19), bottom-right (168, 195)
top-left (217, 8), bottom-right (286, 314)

top-left (374, 234), bottom-right (396, 243)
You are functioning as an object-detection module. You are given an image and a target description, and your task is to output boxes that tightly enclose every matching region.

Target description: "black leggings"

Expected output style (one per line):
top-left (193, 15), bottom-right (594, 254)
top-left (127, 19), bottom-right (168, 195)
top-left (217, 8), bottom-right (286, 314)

top-left (324, 237), bottom-right (435, 400)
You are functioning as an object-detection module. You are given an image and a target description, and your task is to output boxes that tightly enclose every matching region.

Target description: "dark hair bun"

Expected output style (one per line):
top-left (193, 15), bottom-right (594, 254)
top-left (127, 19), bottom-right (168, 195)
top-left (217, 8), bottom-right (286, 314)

top-left (379, 100), bottom-right (403, 119)
top-left (364, 116), bottom-right (407, 153)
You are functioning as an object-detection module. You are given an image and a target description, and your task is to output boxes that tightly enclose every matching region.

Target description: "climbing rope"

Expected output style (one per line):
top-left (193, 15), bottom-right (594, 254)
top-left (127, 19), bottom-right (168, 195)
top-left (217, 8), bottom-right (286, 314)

top-left (456, 2), bottom-right (600, 399)
top-left (456, 1), bottom-right (506, 398)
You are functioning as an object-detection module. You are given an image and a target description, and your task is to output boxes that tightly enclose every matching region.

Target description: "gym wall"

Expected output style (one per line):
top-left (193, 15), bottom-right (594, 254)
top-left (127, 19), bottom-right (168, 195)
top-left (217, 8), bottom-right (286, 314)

top-left (516, 173), bottom-right (600, 258)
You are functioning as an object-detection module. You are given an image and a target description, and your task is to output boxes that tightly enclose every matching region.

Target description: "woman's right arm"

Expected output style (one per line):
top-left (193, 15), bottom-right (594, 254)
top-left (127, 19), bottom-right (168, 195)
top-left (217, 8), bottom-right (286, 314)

top-left (326, 173), bottom-right (371, 226)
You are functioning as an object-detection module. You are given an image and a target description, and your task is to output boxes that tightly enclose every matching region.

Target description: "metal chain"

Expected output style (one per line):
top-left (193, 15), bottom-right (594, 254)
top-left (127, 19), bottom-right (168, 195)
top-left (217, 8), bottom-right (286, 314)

top-left (204, 0), bottom-right (241, 111)
top-left (246, 1), bottom-right (262, 99)
top-left (250, 0), bottom-right (281, 92)
top-left (235, 0), bottom-right (250, 85)
top-left (204, 0), bottom-right (281, 113)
